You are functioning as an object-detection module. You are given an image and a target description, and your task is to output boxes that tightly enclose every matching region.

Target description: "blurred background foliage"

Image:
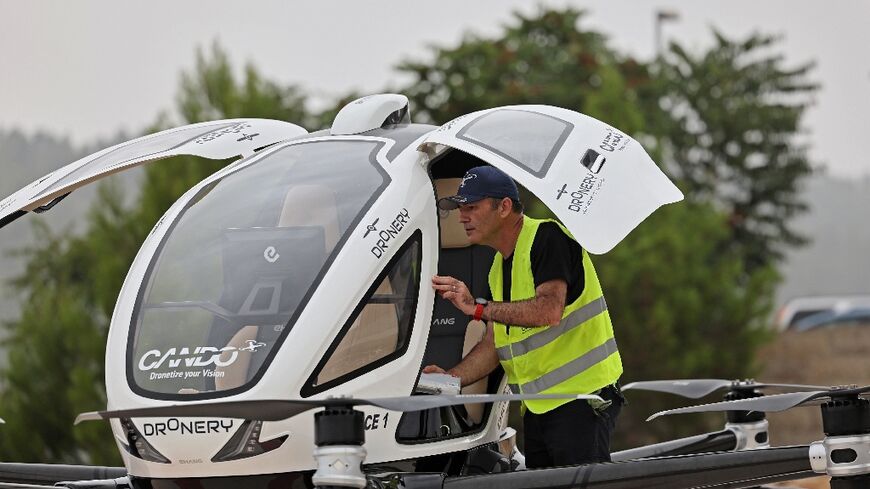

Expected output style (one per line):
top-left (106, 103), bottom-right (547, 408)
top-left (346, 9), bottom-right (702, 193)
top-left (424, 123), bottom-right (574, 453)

top-left (0, 7), bottom-right (816, 462)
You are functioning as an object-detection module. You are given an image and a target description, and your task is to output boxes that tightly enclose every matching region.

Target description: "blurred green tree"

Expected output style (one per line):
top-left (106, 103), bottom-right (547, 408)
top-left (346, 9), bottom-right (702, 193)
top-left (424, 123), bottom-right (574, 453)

top-left (0, 43), bottom-right (312, 464)
top-left (597, 203), bottom-right (778, 446)
top-left (399, 8), bottom-right (648, 137)
top-left (658, 31), bottom-right (817, 271)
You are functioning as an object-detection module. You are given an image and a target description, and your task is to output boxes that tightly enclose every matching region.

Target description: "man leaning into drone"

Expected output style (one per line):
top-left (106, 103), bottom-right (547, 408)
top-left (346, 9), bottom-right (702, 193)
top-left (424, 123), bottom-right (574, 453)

top-left (424, 165), bottom-right (624, 468)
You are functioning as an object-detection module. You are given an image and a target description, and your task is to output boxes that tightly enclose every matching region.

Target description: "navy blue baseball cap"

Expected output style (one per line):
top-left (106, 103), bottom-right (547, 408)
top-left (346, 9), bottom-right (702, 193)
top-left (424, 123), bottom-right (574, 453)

top-left (438, 166), bottom-right (520, 210)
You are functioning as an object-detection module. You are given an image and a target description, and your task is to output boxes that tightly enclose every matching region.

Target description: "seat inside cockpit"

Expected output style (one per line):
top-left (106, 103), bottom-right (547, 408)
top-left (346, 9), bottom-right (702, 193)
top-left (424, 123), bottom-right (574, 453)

top-left (212, 181), bottom-right (410, 394)
top-left (210, 184), bottom-right (338, 391)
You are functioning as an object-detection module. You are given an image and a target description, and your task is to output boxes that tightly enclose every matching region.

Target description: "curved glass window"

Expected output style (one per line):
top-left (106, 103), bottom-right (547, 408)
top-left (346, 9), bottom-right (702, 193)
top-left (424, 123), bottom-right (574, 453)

top-left (456, 109), bottom-right (572, 177)
top-left (39, 121), bottom-right (238, 198)
top-left (303, 232), bottom-right (421, 396)
top-left (128, 140), bottom-right (388, 398)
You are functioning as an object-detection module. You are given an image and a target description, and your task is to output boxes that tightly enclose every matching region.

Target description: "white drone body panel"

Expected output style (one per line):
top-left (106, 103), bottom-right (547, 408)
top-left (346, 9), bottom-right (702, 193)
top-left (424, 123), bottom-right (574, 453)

top-left (0, 94), bottom-right (682, 483)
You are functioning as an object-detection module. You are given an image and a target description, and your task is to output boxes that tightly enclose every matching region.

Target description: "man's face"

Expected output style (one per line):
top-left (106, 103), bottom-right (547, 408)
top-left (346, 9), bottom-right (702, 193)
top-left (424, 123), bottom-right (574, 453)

top-left (457, 198), bottom-right (500, 245)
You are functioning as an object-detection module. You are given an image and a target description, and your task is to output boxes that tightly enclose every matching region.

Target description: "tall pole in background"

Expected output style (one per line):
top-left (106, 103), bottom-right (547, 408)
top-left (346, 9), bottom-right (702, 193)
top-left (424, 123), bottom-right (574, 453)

top-left (655, 9), bottom-right (680, 59)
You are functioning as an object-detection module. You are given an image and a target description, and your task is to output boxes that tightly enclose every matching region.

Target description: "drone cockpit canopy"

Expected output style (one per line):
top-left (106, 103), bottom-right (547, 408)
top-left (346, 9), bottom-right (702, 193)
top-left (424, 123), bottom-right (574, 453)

top-left (128, 138), bottom-right (397, 400)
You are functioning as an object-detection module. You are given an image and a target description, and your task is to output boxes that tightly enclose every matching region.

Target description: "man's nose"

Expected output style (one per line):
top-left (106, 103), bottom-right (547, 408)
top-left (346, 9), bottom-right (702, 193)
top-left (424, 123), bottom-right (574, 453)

top-left (458, 209), bottom-right (470, 223)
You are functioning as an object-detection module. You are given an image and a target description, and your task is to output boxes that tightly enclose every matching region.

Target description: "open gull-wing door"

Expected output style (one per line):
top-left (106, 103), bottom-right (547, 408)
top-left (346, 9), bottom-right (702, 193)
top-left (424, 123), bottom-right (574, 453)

top-left (0, 119), bottom-right (307, 229)
top-left (419, 106), bottom-right (683, 254)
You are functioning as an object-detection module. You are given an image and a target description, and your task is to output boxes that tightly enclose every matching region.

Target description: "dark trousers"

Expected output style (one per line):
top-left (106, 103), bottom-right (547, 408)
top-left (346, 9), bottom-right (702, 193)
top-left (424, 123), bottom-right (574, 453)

top-left (523, 384), bottom-right (623, 468)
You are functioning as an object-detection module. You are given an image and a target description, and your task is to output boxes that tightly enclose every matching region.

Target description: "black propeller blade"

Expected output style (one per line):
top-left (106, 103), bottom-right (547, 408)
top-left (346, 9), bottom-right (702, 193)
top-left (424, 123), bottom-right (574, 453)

top-left (76, 393), bottom-right (602, 425)
top-left (622, 379), bottom-right (829, 399)
top-left (623, 379), bottom-right (733, 399)
top-left (647, 385), bottom-right (870, 421)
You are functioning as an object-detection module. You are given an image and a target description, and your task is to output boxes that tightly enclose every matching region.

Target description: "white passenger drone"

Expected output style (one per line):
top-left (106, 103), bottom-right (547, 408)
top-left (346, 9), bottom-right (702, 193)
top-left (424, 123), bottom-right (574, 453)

top-left (0, 94), bottom-right (695, 488)
top-left (5, 93), bottom-right (870, 489)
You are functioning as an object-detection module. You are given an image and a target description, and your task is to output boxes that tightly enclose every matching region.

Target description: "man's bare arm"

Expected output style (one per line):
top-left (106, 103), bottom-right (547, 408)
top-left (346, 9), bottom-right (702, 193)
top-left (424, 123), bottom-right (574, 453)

top-left (423, 323), bottom-right (499, 387)
top-left (432, 275), bottom-right (566, 328)
top-left (482, 279), bottom-right (566, 327)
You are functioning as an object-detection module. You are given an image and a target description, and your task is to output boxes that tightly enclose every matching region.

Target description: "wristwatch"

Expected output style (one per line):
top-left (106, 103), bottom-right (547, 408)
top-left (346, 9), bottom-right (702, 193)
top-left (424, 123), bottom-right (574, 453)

top-left (473, 297), bottom-right (488, 321)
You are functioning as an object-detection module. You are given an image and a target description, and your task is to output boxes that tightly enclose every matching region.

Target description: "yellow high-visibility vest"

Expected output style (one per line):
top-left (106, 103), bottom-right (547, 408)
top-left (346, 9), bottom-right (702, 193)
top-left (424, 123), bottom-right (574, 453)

top-left (490, 217), bottom-right (622, 413)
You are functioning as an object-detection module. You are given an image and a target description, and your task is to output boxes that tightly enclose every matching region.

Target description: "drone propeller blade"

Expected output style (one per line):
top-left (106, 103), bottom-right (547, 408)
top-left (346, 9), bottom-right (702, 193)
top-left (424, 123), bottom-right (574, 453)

top-left (749, 382), bottom-right (830, 391)
top-left (646, 390), bottom-right (829, 421)
top-left (363, 393), bottom-right (602, 412)
top-left (622, 379), bottom-right (733, 398)
top-left (75, 399), bottom-right (326, 425)
top-left (76, 393), bottom-right (602, 425)
top-left (623, 379), bottom-right (832, 399)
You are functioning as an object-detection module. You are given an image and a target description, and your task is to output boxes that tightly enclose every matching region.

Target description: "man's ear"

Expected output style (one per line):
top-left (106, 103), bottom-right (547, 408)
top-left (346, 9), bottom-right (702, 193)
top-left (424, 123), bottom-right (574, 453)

top-left (499, 197), bottom-right (512, 217)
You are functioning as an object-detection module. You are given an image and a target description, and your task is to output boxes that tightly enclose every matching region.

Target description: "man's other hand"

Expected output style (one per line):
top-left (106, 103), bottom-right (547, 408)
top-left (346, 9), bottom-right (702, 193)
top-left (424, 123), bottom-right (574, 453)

top-left (432, 274), bottom-right (474, 315)
top-left (422, 365), bottom-right (447, 374)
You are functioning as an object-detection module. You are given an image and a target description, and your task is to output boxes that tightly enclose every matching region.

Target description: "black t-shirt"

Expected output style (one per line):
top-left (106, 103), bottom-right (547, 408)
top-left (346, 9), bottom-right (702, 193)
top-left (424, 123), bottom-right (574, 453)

top-left (497, 221), bottom-right (585, 306)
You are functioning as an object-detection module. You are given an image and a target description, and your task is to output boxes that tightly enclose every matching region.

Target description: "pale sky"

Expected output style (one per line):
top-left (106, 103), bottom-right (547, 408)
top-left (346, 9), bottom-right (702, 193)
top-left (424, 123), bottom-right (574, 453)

top-left (1, 0), bottom-right (868, 178)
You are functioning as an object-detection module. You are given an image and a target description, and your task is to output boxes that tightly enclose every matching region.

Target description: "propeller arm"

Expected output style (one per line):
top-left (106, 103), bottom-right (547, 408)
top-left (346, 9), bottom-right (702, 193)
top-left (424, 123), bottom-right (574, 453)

top-left (442, 445), bottom-right (814, 489)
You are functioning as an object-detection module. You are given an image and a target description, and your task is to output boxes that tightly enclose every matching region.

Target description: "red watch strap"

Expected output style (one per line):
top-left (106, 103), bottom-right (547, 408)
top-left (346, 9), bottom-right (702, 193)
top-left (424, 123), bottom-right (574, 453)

top-left (473, 303), bottom-right (485, 321)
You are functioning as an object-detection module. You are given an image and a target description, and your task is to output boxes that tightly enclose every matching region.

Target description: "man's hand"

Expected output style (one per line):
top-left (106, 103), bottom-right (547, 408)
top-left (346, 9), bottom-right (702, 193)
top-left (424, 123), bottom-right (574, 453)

top-left (421, 324), bottom-right (499, 388)
top-left (422, 365), bottom-right (448, 374)
top-left (432, 274), bottom-right (475, 315)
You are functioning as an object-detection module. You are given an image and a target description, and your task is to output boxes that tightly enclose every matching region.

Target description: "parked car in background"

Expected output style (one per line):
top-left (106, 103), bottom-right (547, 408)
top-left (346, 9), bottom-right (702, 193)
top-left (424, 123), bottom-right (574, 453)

top-left (776, 295), bottom-right (870, 331)
top-left (791, 307), bottom-right (870, 332)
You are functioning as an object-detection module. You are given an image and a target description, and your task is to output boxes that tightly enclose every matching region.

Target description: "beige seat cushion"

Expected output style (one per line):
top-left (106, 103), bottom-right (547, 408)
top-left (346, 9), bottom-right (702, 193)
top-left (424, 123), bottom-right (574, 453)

top-left (278, 184), bottom-right (340, 249)
top-left (316, 278), bottom-right (398, 385)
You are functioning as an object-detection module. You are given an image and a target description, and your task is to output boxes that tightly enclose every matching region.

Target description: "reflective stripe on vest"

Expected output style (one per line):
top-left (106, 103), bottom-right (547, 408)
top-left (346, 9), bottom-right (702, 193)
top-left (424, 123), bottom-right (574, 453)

top-left (496, 296), bottom-right (607, 361)
top-left (509, 337), bottom-right (619, 394)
